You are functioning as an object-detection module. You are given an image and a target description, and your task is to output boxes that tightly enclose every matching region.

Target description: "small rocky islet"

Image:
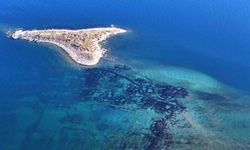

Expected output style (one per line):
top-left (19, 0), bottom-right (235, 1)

top-left (9, 26), bottom-right (126, 65)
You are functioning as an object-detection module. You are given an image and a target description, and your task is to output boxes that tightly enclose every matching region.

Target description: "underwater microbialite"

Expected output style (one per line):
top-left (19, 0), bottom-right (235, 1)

top-left (78, 64), bottom-right (189, 149)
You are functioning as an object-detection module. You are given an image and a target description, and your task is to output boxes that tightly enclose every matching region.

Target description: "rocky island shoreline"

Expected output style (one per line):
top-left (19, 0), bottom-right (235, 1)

top-left (8, 26), bottom-right (126, 65)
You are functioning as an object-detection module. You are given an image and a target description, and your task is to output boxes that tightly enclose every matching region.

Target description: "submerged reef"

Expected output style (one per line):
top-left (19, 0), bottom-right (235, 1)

top-left (82, 67), bottom-right (188, 112)
top-left (78, 64), bottom-right (189, 149)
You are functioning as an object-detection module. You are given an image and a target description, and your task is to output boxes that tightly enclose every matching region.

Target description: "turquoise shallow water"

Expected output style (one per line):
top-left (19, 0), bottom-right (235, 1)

top-left (1, 0), bottom-right (250, 149)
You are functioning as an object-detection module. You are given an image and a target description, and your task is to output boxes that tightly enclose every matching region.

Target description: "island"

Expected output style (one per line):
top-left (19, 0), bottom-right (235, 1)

top-left (8, 26), bottom-right (127, 65)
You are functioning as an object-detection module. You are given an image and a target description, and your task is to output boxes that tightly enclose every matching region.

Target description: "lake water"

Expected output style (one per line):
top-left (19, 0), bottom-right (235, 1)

top-left (0, 0), bottom-right (250, 149)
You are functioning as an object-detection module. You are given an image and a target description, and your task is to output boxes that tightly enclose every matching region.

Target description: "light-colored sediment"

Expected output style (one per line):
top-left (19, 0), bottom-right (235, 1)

top-left (8, 26), bottom-right (126, 65)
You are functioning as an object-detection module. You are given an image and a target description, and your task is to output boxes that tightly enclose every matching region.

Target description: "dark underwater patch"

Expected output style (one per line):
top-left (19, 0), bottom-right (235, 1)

top-left (81, 67), bottom-right (188, 113)
top-left (77, 65), bottom-right (189, 149)
top-left (196, 91), bottom-right (226, 101)
top-left (60, 114), bottom-right (83, 124)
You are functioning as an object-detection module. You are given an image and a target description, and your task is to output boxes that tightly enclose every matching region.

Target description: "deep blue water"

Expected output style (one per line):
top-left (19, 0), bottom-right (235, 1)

top-left (1, 0), bottom-right (250, 149)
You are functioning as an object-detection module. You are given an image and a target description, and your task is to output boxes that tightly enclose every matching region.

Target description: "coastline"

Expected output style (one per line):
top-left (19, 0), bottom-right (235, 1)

top-left (8, 27), bottom-right (127, 66)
